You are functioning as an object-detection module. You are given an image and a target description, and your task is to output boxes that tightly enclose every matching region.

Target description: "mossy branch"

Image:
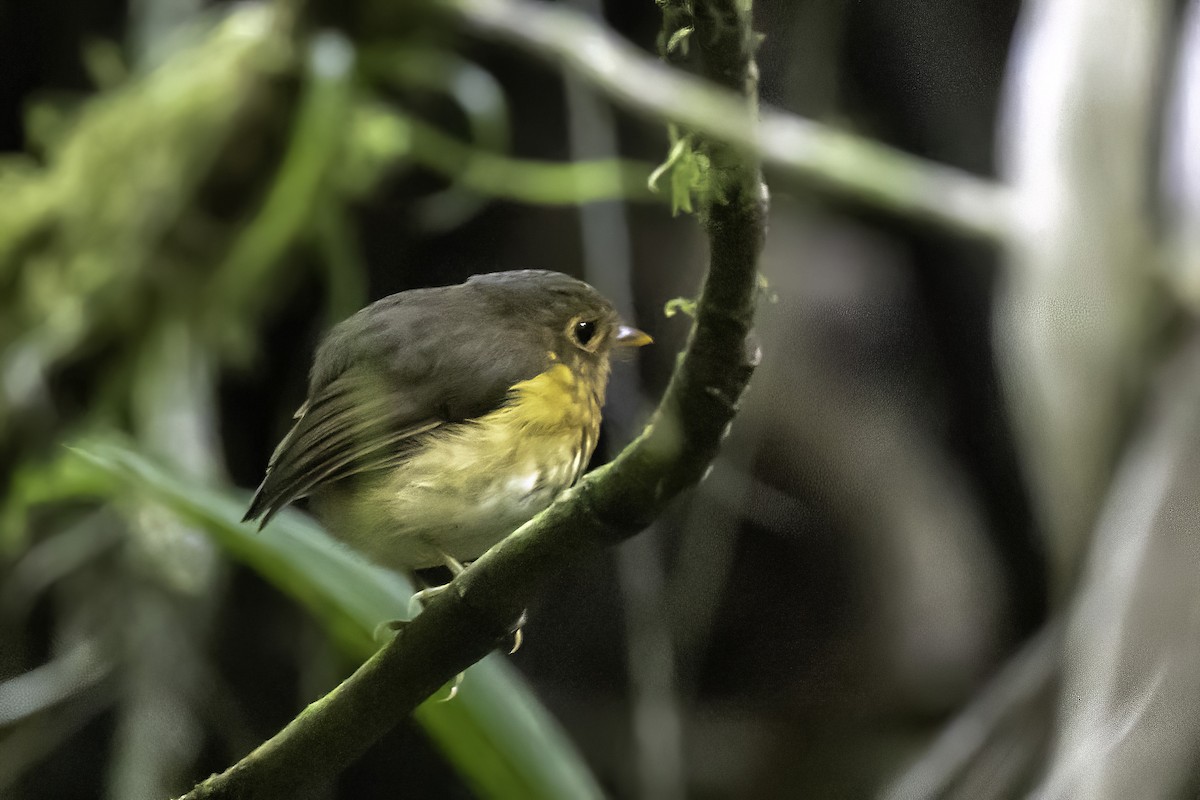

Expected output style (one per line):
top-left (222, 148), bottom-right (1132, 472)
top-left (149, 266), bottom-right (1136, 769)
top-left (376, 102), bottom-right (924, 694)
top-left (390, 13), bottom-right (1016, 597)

top-left (175, 1), bottom-right (765, 798)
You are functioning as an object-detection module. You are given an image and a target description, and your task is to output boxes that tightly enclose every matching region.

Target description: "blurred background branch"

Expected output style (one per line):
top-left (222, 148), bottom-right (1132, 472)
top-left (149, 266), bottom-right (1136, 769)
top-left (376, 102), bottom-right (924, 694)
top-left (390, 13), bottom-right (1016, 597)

top-left (995, 0), bottom-right (1167, 596)
top-left (1036, 329), bottom-right (1200, 799)
top-left (435, 0), bottom-right (1012, 240)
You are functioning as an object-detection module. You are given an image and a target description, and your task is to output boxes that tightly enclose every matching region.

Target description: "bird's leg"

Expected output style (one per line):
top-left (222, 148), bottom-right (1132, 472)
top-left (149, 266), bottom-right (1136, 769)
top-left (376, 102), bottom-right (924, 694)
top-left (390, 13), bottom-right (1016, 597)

top-left (375, 553), bottom-right (467, 642)
top-left (442, 553), bottom-right (467, 576)
top-left (407, 551), bottom-right (468, 615)
top-left (393, 552), bottom-right (525, 656)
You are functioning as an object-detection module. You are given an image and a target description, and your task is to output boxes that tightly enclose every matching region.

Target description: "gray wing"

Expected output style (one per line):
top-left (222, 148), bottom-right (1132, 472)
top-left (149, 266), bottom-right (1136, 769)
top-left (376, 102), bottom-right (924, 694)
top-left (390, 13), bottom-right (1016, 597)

top-left (241, 367), bottom-right (441, 528)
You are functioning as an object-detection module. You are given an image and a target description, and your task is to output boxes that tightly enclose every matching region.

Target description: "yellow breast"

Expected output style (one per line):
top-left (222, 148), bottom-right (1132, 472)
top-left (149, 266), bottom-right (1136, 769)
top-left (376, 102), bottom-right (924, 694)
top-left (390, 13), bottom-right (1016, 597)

top-left (494, 363), bottom-right (599, 433)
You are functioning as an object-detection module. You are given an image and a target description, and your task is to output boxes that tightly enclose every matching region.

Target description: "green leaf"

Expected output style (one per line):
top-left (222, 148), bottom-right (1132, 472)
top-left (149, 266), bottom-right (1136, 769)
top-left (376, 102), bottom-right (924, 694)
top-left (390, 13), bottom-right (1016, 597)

top-left (648, 127), bottom-right (714, 216)
top-left (1, 447), bottom-right (117, 556)
top-left (72, 439), bottom-right (604, 800)
top-left (663, 296), bottom-right (698, 319)
top-left (665, 25), bottom-right (693, 55)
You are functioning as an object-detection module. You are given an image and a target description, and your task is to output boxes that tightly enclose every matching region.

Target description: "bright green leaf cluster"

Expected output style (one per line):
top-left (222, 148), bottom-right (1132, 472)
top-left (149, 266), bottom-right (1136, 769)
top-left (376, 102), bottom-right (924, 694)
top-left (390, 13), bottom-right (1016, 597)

top-left (648, 125), bottom-right (725, 216)
top-left (664, 296), bottom-right (699, 319)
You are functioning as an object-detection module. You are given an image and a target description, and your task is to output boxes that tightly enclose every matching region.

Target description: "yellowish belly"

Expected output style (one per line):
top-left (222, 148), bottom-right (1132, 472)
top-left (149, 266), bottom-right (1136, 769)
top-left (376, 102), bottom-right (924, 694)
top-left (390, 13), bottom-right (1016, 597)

top-left (314, 364), bottom-right (601, 571)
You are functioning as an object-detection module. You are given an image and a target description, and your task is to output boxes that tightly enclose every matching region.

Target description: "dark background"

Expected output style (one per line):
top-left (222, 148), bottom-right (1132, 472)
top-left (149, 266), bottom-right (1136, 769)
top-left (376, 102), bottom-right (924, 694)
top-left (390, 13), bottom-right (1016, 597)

top-left (0, 0), bottom-right (1049, 797)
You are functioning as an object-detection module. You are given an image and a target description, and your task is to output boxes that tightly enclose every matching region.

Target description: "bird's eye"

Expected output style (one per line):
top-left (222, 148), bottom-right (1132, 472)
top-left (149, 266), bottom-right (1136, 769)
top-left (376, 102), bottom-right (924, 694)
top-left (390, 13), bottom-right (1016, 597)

top-left (573, 320), bottom-right (597, 347)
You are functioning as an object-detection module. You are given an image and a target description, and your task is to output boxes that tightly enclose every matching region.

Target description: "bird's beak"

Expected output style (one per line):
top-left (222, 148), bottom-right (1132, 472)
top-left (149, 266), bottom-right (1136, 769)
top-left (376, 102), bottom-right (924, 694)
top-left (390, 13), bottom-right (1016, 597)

top-left (616, 324), bottom-right (653, 347)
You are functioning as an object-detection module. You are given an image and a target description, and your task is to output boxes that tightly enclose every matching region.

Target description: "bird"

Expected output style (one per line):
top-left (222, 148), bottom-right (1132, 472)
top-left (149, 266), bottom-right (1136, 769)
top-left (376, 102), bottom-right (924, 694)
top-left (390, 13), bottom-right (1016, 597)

top-left (242, 269), bottom-right (651, 581)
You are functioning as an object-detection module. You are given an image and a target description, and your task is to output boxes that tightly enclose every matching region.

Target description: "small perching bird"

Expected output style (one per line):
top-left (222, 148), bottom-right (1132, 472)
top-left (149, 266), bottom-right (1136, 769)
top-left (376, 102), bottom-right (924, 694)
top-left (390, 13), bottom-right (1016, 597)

top-left (243, 270), bottom-right (651, 578)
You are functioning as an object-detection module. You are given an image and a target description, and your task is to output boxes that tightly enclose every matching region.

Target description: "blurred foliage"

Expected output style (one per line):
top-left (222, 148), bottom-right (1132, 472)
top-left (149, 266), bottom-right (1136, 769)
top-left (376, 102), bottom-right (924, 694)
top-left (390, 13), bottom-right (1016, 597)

top-left (0, 2), bottom-right (667, 797)
top-left (74, 440), bottom-right (605, 799)
top-left (0, 7), bottom-right (295, 423)
top-left (16, 0), bottom-right (1181, 796)
top-left (0, 3), bottom-right (663, 446)
top-left (648, 126), bottom-right (715, 216)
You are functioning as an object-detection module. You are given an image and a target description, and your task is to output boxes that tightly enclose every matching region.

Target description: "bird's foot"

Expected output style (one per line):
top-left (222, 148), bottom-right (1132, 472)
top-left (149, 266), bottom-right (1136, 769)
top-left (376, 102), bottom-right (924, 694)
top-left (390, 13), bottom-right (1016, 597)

top-left (373, 617), bottom-right (409, 643)
top-left (506, 610), bottom-right (529, 655)
top-left (397, 553), bottom-right (526, 656)
top-left (439, 671), bottom-right (464, 702)
top-left (441, 552), bottom-right (468, 577)
top-left (408, 582), bottom-right (449, 618)
top-left (401, 550), bottom-right (470, 616)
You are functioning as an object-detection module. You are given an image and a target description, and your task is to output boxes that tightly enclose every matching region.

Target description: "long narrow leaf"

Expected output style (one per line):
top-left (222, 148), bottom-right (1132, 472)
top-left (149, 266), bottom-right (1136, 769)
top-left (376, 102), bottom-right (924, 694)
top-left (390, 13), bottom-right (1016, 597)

top-left (72, 439), bottom-right (603, 800)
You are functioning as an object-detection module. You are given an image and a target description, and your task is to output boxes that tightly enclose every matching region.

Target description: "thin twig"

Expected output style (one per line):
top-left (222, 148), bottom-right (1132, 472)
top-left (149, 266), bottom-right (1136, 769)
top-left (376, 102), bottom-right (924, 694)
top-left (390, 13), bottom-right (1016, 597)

top-left (432, 0), bottom-right (1009, 241)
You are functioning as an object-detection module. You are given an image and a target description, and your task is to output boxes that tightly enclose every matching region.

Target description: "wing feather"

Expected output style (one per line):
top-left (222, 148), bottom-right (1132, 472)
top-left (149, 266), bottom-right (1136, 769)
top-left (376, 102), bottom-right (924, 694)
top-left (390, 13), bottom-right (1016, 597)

top-left (242, 370), bottom-right (441, 527)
